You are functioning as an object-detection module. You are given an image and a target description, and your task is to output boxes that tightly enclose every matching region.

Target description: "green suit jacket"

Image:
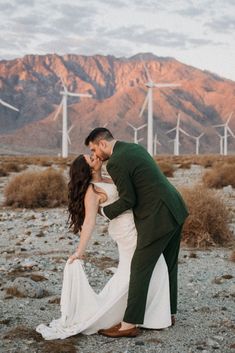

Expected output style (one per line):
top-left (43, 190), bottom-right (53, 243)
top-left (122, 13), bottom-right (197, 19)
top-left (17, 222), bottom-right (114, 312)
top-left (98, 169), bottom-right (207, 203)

top-left (103, 141), bottom-right (189, 249)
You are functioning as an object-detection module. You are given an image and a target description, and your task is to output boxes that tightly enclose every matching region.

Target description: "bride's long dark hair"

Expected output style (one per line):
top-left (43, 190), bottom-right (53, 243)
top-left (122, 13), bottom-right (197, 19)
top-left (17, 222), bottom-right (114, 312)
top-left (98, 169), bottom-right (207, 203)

top-left (68, 154), bottom-right (92, 234)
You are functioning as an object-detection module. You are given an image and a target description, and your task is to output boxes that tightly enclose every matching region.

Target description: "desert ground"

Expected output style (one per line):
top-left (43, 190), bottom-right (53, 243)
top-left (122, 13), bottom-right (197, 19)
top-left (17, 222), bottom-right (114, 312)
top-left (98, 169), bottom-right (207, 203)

top-left (0, 156), bottom-right (234, 353)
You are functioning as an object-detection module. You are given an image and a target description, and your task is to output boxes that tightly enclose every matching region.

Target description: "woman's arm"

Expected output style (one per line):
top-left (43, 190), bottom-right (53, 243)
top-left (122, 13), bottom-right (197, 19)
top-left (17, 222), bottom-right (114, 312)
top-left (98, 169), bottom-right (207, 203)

top-left (68, 185), bottom-right (100, 263)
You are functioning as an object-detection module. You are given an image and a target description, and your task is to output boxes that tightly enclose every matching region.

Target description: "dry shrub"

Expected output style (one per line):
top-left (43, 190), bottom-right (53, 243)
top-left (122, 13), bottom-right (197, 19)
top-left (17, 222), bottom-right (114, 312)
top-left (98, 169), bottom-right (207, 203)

top-left (2, 326), bottom-right (77, 353)
top-left (203, 163), bottom-right (235, 188)
top-left (178, 161), bottom-right (191, 169)
top-left (180, 185), bottom-right (232, 248)
top-left (4, 168), bottom-right (68, 208)
top-left (2, 326), bottom-right (43, 341)
top-left (37, 341), bottom-right (77, 353)
top-left (0, 162), bottom-right (27, 177)
top-left (0, 166), bottom-right (9, 177)
top-left (157, 161), bottom-right (175, 177)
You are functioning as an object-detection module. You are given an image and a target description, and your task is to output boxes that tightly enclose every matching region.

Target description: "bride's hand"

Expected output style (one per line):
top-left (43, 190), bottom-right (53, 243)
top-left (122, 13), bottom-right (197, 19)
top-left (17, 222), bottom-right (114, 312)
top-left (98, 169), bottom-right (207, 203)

top-left (68, 252), bottom-right (85, 264)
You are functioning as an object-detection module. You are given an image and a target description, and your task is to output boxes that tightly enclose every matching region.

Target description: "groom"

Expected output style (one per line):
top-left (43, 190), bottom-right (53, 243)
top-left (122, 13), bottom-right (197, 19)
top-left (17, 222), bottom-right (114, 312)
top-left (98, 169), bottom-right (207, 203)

top-left (85, 128), bottom-right (188, 337)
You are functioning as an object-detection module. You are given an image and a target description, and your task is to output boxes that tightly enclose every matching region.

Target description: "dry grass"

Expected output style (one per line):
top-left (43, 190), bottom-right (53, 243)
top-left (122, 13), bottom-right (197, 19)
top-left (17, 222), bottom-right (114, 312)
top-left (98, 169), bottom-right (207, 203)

top-left (155, 154), bottom-right (235, 168)
top-left (4, 168), bottom-right (68, 208)
top-left (157, 161), bottom-right (175, 177)
top-left (202, 163), bottom-right (235, 188)
top-left (6, 286), bottom-right (26, 298)
top-left (180, 185), bottom-right (233, 248)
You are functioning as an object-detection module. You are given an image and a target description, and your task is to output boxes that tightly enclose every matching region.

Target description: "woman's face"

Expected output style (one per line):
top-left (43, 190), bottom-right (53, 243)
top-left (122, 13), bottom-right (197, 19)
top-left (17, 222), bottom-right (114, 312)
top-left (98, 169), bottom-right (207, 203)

top-left (84, 154), bottom-right (102, 171)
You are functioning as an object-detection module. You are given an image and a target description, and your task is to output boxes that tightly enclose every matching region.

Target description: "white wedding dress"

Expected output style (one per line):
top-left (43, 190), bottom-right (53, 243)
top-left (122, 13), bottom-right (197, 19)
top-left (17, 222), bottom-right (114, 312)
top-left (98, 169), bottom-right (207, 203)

top-left (36, 182), bottom-right (171, 340)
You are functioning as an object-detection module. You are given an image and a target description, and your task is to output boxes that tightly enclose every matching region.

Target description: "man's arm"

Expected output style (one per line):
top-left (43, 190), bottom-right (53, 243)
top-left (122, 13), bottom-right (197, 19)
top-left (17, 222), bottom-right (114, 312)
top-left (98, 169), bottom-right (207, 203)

top-left (103, 163), bottom-right (136, 220)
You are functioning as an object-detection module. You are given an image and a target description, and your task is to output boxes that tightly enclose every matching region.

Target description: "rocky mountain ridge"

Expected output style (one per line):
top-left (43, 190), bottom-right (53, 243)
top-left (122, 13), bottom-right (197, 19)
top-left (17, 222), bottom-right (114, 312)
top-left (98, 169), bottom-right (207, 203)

top-left (0, 53), bottom-right (235, 154)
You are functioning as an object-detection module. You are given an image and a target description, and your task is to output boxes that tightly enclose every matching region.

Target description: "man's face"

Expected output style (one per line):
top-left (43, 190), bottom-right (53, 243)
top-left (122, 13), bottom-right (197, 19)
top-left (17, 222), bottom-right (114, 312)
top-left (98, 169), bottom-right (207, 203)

top-left (88, 141), bottom-right (110, 161)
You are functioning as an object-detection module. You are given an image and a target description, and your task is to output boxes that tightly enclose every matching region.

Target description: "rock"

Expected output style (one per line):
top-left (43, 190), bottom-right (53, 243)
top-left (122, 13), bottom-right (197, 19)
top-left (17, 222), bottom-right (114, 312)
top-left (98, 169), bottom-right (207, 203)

top-left (35, 231), bottom-right (45, 237)
top-left (229, 284), bottom-right (235, 297)
top-left (206, 338), bottom-right (220, 349)
top-left (5, 277), bottom-right (48, 298)
top-left (20, 259), bottom-right (38, 269)
top-left (223, 185), bottom-right (233, 194)
top-left (135, 341), bottom-right (145, 346)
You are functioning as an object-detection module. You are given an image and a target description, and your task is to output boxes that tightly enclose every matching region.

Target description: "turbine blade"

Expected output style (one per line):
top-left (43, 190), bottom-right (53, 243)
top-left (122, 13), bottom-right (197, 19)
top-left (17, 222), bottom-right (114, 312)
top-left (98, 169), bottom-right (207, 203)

top-left (143, 62), bottom-right (153, 82)
top-left (227, 126), bottom-right (235, 138)
top-left (139, 92), bottom-right (149, 117)
top-left (67, 133), bottom-right (71, 145)
top-left (0, 99), bottom-right (19, 111)
top-left (137, 123), bottom-right (147, 131)
top-left (60, 76), bottom-right (67, 92)
top-left (179, 128), bottom-right (193, 138)
top-left (215, 130), bottom-right (223, 137)
top-left (53, 100), bottom-right (63, 121)
top-left (226, 111), bottom-right (233, 125)
top-left (127, 122), bottom-right (135, 130)
top-left (67, 92), bottom-right (92, 98)
top-left (67, 124), bottom-right (74, 134)
top-left (153, 83), bottom-right (181, 88)
top-left (166, 127), bottom-right (176, 134)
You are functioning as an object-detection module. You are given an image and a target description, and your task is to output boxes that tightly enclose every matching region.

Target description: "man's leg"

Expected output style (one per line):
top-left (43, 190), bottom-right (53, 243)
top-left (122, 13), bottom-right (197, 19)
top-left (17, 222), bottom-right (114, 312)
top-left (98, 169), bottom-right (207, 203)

top-left (123, 243), bottom-right (163, 324)
top-left (123, 225), bottom-right (182, 325)
top-left (163, 225), bottom-right (183, 315)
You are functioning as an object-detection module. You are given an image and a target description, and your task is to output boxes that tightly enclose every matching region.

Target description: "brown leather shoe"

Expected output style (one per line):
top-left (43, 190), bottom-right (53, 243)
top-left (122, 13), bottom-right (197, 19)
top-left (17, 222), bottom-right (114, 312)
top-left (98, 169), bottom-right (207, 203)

top-left (99, 325), bottom-right (140, 338)
top-left (171, 315), bottom-right (176, 326)
top-left (98, 323), bottom-right (121, 335)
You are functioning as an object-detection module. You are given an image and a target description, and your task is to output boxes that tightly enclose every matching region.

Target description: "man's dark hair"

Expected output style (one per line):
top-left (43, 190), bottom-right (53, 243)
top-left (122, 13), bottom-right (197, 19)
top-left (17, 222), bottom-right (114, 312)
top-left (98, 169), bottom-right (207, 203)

top-left (85, 128), bottom-right (114, 146)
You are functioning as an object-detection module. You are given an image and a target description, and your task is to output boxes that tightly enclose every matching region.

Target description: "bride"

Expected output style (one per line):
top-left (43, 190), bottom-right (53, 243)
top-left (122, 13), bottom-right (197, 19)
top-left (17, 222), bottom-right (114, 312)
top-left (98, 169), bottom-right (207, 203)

top-left (36, 154), bottom-right (171, 340)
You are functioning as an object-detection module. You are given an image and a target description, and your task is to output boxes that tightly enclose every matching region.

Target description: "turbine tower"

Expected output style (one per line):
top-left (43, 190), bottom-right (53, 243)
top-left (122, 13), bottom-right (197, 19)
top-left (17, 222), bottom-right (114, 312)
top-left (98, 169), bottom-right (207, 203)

top-left (127, 122), bottom-right (147, 144)
top-left (166, 113), bottom-right (192, 155)
top-left (139, 63), bottom-right (181, 156)
top-left (192, 133), bottom-right (204, 155)
top-left (54, 78), bottom-right (92, 158)
top-left (215, 131), bottom-right (224, 155)
top-left (153, 133), bottom-right (161, 155)
top-left (0, 98), bottom-right (19, 112)
top-left (213, 112), bottom-right (234, 155)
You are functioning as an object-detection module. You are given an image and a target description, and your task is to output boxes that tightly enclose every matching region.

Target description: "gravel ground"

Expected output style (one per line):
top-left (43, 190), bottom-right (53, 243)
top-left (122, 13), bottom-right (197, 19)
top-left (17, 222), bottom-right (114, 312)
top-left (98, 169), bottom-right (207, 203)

top-left (0, 164), bottom-right (234, 353)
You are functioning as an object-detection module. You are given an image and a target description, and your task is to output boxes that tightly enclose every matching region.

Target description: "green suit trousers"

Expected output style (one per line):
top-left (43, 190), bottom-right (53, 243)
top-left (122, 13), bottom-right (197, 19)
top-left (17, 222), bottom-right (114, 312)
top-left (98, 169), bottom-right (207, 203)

top-left (123, 224), bottom-right (183, 324)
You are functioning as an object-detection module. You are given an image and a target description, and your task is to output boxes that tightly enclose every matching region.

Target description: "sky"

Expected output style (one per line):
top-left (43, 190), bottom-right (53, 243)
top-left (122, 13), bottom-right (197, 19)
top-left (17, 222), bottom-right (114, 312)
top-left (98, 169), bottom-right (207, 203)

top-left (0, 0), bottom-right (235, 81)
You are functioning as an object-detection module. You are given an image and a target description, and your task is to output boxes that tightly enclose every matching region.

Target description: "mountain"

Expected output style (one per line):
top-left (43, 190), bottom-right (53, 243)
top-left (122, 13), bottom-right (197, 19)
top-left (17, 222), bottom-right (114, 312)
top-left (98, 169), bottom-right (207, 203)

top-left (0, 53), bottom-right (235, 155)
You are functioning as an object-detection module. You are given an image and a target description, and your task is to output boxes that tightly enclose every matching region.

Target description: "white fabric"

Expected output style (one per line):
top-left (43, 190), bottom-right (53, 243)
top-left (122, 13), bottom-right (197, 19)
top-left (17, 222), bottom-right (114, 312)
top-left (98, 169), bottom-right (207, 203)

top-left (36, 182), bottom-right (171, 340)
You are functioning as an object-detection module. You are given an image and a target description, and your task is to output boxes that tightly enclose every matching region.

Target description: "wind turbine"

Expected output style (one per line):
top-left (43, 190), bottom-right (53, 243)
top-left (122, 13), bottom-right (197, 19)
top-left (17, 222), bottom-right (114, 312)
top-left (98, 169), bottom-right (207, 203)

top-left (192, 133), bottom-right (204, 155)
top-left (139, 63), bottom-right (181, 156)
top-left (0, 98), bottom-right (19, 112)
top-left (153, 133), bottom-right (161, 155)
top-left (213, 112), bottom-right (234, 155)
top-left (127, 122), bottom-right (147, 144)
top-left (166, 113), bottom-right (192, 155)
top-left (54, 77), bottom-right (92, 158)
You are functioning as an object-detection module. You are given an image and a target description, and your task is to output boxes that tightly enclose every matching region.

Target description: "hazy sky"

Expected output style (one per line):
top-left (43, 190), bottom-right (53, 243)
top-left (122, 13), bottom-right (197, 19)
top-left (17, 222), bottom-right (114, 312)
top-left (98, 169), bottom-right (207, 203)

top-left (0, 0), bottom-right (235, 80)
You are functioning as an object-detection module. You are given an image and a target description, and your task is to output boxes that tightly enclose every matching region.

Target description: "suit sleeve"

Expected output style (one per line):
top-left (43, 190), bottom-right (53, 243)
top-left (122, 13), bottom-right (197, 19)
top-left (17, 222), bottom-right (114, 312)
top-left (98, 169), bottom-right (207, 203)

top-left (103, 162), bottom-right (136, 220)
